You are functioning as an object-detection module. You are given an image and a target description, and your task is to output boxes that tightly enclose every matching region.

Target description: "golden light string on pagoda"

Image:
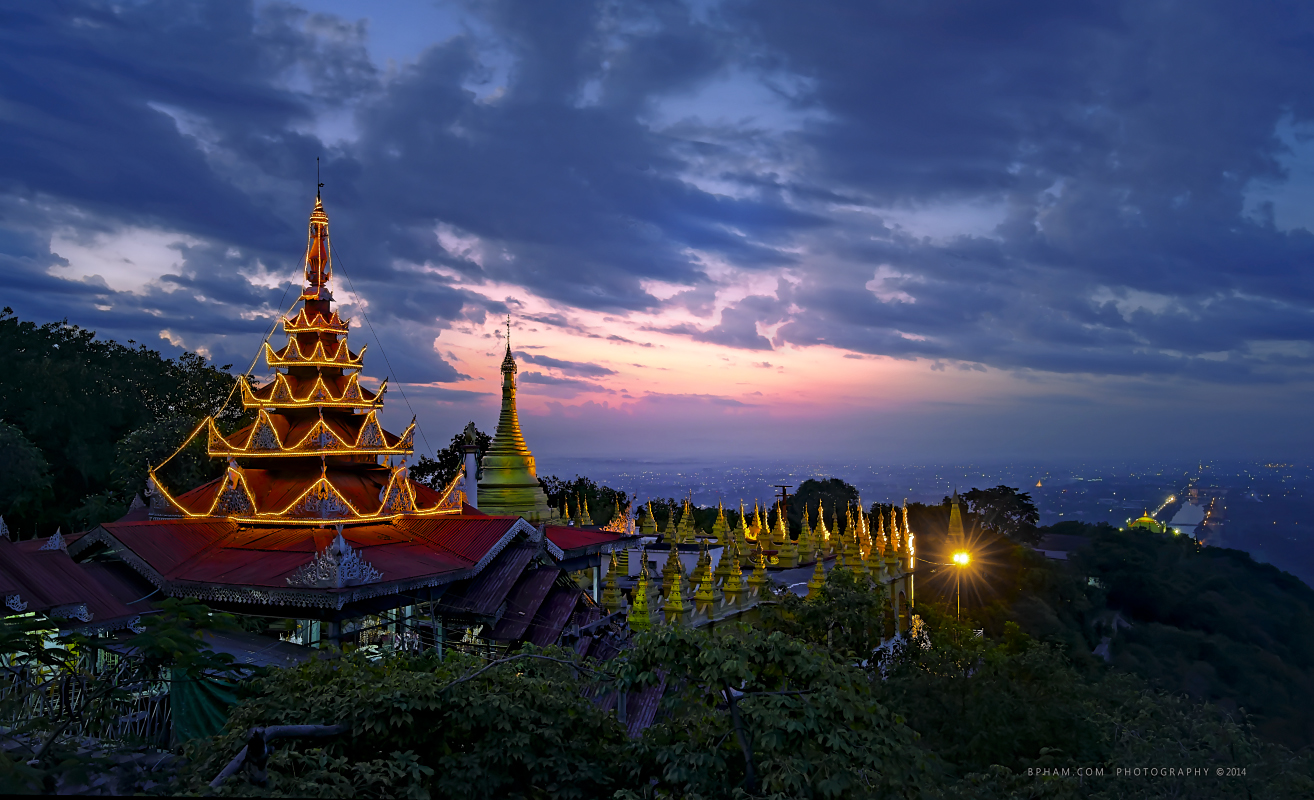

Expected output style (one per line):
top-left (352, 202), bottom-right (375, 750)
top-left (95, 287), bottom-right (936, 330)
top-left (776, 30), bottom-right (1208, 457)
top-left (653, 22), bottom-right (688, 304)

top-left (327, 241), bottom-right (433, 455)
top-left (148, 454), bottom-right (464, 524)
top-left (148, 286), bottom-right (306, 476)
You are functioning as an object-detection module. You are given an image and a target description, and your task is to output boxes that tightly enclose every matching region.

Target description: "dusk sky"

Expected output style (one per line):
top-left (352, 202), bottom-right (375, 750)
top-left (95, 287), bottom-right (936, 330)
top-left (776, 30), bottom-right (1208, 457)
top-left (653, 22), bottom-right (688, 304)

top-left (4, 0), bottom-right (1314, 462)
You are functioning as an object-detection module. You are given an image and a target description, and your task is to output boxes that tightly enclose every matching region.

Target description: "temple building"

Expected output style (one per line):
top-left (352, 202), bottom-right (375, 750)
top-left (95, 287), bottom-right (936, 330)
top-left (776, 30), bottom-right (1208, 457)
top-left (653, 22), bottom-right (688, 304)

top-left (60, 195), bottom-right (626, 656)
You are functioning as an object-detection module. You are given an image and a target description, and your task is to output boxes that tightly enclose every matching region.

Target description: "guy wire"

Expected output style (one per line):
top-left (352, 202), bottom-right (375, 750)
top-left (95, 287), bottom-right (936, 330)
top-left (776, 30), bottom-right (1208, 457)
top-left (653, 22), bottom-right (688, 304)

top-left (329, 244), bottom-right (434, 455)
top-left (153, 278), bottom-right (300, 473)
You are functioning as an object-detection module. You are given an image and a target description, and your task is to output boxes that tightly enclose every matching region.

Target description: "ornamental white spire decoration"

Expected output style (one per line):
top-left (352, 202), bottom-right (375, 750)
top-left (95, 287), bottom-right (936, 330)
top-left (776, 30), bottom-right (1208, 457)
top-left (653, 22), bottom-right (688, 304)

top-left (38, 528), bottom-right (67, 552)
top-left (286, 526), bottom-right (383, 589)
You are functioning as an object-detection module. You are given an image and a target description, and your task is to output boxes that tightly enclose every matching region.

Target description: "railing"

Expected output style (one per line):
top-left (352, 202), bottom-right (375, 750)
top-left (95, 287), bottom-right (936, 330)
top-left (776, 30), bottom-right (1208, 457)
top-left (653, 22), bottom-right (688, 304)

top-left (0, 654), bottom-right (172, 747)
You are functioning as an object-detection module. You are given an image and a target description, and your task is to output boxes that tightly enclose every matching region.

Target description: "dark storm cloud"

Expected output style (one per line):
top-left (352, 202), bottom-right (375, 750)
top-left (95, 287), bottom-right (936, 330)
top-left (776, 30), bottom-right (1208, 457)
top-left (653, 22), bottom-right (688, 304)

top-left (650, 293), bottom-right (783, 350)
top-left (518, 352), bottom-right (617, 376)
top-left (517, 371), bottom-right (609, 398)
top-left (3, 0), bottom-right (1314, 388)
top-left (721, 0), bottom-right (1314, 380)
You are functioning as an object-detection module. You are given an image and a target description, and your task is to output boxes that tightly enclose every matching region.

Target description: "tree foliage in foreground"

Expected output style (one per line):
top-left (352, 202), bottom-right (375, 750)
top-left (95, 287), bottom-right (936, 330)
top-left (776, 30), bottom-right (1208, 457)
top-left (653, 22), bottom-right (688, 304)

top-left (0, 599), bottom-right (241, 794)
top-left (178, 626), bottom-right (928, 799)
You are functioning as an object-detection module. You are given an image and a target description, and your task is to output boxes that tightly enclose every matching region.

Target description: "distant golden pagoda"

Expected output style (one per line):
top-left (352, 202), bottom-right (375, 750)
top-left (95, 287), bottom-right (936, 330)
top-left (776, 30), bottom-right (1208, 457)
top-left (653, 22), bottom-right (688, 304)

top-left (476, 326), bottom-right (556, 521)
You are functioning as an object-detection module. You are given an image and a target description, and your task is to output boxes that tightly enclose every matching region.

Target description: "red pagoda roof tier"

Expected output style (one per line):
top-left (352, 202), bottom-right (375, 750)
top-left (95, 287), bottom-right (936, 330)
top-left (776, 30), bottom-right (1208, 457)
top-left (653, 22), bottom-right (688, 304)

top-left (241, 373), bottom-right (383, 410)
top-left (152, 463), bottom-right (459, 525)
top-left (208, 409), bottom-right (413, 458)
top-left (283, 307), bottom-right (349, 334)
top-left (263, 338), bottom-right (365, 370)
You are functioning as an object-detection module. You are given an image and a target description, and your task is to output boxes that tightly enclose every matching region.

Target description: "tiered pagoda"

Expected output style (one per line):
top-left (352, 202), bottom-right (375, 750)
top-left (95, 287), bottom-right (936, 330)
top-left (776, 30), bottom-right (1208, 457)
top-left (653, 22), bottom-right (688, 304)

top-left (152, 194), bottom-right (450, 525)
top-left (68, 195), bottom-right (626, 651)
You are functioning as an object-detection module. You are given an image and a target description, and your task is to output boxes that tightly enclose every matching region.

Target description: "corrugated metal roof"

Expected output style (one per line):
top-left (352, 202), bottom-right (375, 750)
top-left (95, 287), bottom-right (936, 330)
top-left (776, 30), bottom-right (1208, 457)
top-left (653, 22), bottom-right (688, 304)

top-left (77, 560), bottom-right (155, 608)
top-left (544, 526), bottom-right (628, 555)
top-left (527, 585), bottom-right (582, 647)
top-left (588, 673), bottom-right (667, 738)
top-left (625, 678), bottom-right (667, 738)
top-left (487, 568), bottom-right (560, 641)
top-left (441, 542), bottom-right (536, 616)
top-left (5, 540), bottom-right (90, 608)
top-left (0, 539), bottom-right (137, 623)
top-left (402, 516), bottom-right (521, 564)
top-left (100, 519), bottom-right (237, 572)
top-left (196, 630), bottom-right (315, 670)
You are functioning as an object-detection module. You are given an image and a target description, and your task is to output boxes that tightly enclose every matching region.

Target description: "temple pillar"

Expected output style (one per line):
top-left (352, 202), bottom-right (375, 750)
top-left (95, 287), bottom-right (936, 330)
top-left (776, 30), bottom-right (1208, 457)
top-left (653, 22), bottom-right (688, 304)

top-left (464, 442), bottom-right (479, 510)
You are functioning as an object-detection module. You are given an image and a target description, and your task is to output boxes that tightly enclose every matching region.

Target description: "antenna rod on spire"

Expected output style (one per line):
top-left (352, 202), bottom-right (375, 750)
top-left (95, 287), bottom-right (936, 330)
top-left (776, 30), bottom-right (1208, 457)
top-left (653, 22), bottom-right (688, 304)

top-left (506, 314), bottom-right (511, 348)
top-left (317, 157), bottom-right (324, 200)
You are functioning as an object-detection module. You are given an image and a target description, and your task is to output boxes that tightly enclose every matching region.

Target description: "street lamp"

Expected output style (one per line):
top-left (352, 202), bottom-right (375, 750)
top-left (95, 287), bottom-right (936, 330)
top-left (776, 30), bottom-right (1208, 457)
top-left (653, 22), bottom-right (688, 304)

top-left (952, 550), bottom-right (970, 621)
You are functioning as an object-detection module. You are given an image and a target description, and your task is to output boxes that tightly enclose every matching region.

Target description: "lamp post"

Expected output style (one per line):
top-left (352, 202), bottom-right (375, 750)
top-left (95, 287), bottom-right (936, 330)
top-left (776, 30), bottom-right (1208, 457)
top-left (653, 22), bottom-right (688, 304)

top-left (952, 550), bottom-right (970, 621)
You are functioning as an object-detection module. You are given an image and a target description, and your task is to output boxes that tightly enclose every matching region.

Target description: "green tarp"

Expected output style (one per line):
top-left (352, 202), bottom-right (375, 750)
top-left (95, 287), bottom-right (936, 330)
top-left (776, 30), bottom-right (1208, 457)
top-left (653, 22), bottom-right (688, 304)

top-left (169, 669), bottom-right (239, 744)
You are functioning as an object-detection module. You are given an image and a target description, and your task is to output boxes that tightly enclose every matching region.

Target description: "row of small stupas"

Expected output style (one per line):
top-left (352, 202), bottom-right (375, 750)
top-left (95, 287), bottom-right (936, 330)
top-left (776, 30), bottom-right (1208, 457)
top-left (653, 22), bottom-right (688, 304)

top-left (587, 498), bottom-right (917, 630)
top-left (49, 195), bottom-right (626, 659)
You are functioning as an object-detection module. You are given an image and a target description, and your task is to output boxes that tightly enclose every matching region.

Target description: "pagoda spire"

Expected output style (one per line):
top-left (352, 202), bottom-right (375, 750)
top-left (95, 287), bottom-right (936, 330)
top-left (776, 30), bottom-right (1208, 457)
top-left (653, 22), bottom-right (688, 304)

top-left (477, 317), bottom-right (555, 521)
top-left (152, 195), bottom-right (455, 526)
top-left (628, 549), bottom-right (653, 632)
top-left (747, 539), bottom-right (770, 590)
top-left (948, 490), bottom-right (965, 549)
top-left (711, 500), bottom-right (728, 545)
top-left (807, 551), bottom-right (827, 596)
top-left (814, 503), bottom-right (831, 556)
top-left (601, 551), bottom-right (624, 614)
top-left (663, 568), bottom-right (689, 623)
top-left (721, 540), bottom-right (746, 599)
top-left (303, 195), bottom-right (332, 294)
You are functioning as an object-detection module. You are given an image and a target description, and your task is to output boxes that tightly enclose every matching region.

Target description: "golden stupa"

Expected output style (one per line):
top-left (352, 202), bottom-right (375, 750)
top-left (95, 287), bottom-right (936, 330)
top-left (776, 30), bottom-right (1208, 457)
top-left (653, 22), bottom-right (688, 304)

top-left (476, 328), bottom-right (556, 521)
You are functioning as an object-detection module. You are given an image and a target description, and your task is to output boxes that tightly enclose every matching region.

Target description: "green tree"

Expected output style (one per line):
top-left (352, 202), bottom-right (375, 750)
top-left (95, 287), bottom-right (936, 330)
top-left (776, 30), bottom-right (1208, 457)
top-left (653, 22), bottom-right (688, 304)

top-left (0, 420), bottom-right (52, 523)
top-left (178, 646), bottom-right (625, 799)
top-left (789, 478), bottom-right (860, 536)
top-left (765, 568), bottom-right (891, 663)
top-left (617, 623), bottom-right (927, 798)
top-left (962, 485), bottom-right (1039, 543)
top-left (0, 309), bottom-right (243, 534)
top-left (410, 425), bottom-right (491, 491)
top-left (539, 474), bottom-right (629, 526)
